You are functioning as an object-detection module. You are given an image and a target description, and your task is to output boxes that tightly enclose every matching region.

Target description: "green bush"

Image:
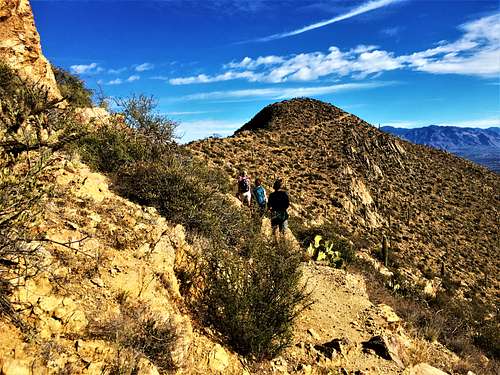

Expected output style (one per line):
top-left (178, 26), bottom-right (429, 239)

top-left (76, 95), bottom-right (178, 173)
top-left (52, 65), bottom-right (93, 107)
top-left (200, 237), bottom-right (309, 358)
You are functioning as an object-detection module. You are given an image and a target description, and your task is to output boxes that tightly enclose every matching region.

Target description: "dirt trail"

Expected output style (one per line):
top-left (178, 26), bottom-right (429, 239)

top-left (280, 263), bottom-right (406, 374)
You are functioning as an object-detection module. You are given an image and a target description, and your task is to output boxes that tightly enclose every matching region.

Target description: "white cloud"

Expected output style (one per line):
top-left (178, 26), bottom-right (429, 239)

top-left (169, 71), bottom-right (259, 85)
top-left (106, 75), bottom-right (140, 85)
top-left (170, 12), bottom-right (500, 85)
top-left (127, 75), bottom-right (140, 82)
top-left (135, 63), bottom-right (154, 72)
top-left (251, 0), bottom-right (405, 42)
top-left (108, 67), bottom-right (127, 74)
top-left (439, 118), bottom-right (500, 129)
top-left (70, 63), bottom-right (102, 75)
top-left (179, 81), bottom-right (396, 101)
top-left (224, 55), bottom-right (285, 70)
top-left (402, 13), bottom-right (500, 77)
top-left (107, 78), bottom-right (123, 85)
top-left (171, 46), bottom-right (401, 84)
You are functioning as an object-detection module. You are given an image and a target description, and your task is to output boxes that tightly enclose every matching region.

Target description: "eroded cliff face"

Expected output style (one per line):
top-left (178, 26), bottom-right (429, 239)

top-left (0, 0), bottom-right (60, 98)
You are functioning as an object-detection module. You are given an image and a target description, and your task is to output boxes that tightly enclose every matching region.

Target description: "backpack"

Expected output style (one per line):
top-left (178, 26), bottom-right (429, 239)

top-left (254, 186), bottom-right (266, 206)
top-left (239, 177), bottom-right (250, 193)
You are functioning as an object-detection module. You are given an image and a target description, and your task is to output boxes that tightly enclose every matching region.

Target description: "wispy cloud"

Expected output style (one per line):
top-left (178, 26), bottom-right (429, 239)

top-left (70, 62), bottom-right (103, 75)
top-left (108, 67), bottom-right (127, 74)
top-left (127, 75), bottom-right (140, 82)
top-left (106, 75), bottom-right (140, 85)
top-left (250, 0), bottom-right (405, 42)
top-left (170, 71), bottom-right (259, 85)
top-left (178, 81), bottom-right (396, 102)
top-left (171, 12), bottom-right (500, 85)
top-left (381, 26), bottom-right (402, 37)
top-left (135, 63), bottom-right (154, 72)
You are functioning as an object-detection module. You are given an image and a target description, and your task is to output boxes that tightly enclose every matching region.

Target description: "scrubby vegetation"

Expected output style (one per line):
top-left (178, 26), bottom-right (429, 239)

top-left (0, 63), bottom-right (84, 327)
top-left (52, 64), bottom-right (93, 107)
top-left (199, 237), bottom-right (309, 358)
top-left (73, 94), bottom-right (309, 359)
top-left (88, 300), bottom-right (178, 372)
top-left (291, 219), bottom-right (355, 268)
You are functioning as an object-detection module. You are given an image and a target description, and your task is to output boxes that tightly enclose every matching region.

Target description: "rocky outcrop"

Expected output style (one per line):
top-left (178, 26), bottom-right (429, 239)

top-left (0, 0), bottom-right (60, 98)
top-left (0, 155), bottom-right (245, 374)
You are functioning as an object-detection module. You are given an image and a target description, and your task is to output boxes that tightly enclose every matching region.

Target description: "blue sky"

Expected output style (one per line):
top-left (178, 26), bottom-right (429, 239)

top-left (32, 0), bottom-right (500, 142)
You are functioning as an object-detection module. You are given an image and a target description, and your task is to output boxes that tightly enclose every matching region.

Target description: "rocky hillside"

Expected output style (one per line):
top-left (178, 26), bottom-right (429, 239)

top-left (0, 0), bottom-right (60, 98)
top-left (189, 98), bottom-right (499, 307)
top-left (0, 155), bottom-right (252, 374)
top-left (381, 125), bottom-right (500, 173)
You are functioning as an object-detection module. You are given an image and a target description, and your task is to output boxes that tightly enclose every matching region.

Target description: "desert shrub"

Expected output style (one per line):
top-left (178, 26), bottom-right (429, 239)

top-left (88, 301), bottom-right (177, 371)
top-left (52, 65), bottom-right (93, 107)
top-left (0, 63), bottom-right (84, 327)
top-left (114, 157), bottom-right (237, 240)
top-left (76, 95), bottom-right (177, 173)
top-left (199, 237), bottom-right (310, 358)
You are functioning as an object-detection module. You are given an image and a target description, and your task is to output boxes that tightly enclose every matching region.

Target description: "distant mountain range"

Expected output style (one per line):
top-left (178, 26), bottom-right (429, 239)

top-left (381, 125), bottom-right (500, 173)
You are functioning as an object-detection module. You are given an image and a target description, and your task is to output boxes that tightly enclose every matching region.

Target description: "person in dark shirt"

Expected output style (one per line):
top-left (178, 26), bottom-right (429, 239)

top-left (267, 179), bottom-right (290, 238)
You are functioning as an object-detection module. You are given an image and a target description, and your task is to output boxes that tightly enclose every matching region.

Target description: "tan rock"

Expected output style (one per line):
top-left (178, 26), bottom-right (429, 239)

top-left (408, 363), bottom-right (448, 375)
top-left (0, 0), bottom-right (61, 98)
top-left (38, 295), bottom-right (63, 313)
top-left (86, 361), bottom-right (105, 375)
top-left (136, 357), bottom-right (160, 375)
top-left (208, 344), bottom-right (230, 373)
top-left (1, 358), bottom-right (31, 375)
top-left (64, 309), bottom-right (88, 333)
top-left (307, 328), bottom-right (321, 341)
top-left (378, 303), bottom-right (401, 323)
top-left (170, 314), bottom-right (193, 368)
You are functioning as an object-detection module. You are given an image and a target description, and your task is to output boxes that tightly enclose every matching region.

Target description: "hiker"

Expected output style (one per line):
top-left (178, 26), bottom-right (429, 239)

top-left (236, 170), bottom-right (252, 207)
top-left (267, 179), bottom-right (290, 238)
top-left (252, 178), bottom-right (267, 216)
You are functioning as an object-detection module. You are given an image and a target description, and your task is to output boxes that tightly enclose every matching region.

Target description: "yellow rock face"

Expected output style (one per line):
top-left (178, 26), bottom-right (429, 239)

top-left (0, 0), bottom-right (61, 98)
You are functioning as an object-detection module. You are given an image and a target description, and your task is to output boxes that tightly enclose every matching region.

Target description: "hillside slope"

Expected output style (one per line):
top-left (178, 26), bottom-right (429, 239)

top-left (189, 98), bottom-right (499, 308)
top-left (0, 155), bottom-right (248, 374)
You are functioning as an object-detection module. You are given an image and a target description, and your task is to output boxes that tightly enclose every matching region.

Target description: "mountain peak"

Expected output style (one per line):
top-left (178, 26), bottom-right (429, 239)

top-left (236, 97), bottom-right (346, 133)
